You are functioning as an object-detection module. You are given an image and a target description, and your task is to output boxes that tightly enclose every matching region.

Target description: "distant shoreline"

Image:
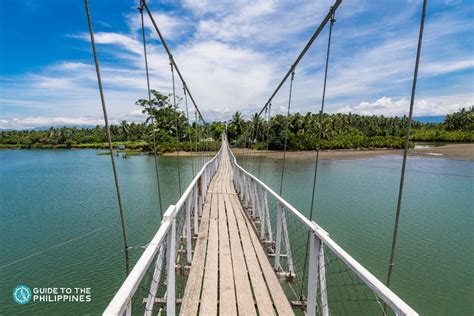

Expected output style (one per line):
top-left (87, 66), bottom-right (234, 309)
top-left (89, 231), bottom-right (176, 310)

top-left (2, 143), bottom-right (472, 162)
top-left (166, 143), bottom-right (474, 162)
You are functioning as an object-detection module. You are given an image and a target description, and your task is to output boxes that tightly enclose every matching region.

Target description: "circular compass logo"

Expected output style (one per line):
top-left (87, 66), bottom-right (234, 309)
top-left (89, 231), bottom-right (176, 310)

top-left (12, 285), bottom-right (32, 304)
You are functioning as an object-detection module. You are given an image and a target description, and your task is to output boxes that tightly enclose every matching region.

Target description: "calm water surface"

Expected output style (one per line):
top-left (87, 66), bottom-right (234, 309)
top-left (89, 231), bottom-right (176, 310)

top-left (0, 149), bottom-right (472, 315)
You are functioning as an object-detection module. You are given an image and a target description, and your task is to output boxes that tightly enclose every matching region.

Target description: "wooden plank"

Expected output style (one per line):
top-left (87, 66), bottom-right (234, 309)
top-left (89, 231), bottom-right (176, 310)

top-left (218, 178), bottom-right (237, 315)
top-left (179, 193), bottom-right (212, 315)
top-left (230, 194), bottom-right (295, 316)
top-left (229, 191), bottom-right (276, 315)
top-left (182, 147), bottom-right (292, 316)
top-left (224, 194), bottom-right (257, 315)
top-left (200, 193), bottom-right (219, 315)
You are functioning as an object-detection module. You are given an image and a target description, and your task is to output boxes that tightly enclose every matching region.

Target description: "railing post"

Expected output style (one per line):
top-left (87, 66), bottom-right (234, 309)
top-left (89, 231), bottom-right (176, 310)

top-left (282, 209), bottom-right (295, 277)
top-left (166, 219), bottom-right (176, 315)
top-left (145, 245), bottom-right (165, 316)
top-left (258, 186), bottom-right (266, 240)
top-left (274, 202), bottom-right (283, 270)
top-left (251, 180), bottom-right (256, 217)
top-left (198, 177), bottom-right (203, 216)
top-left (319, 244), bottom-right (329, 316)
top-left (242, 176), bottom-right (247, 203)
top-left (203, 169), bottom-right (207, 193)
top-left (246, 178), bottom-right (252, 209)
top-left (307, 232), bottom-right (321, 316)
top-left (264, 190), bottom-right (272, 242)
top-left (194, 184), bottom-right (199, 234)
top-left (124, 302), bottom-right (131, 316)
top-left (186, 199), bottom-right (192, 263)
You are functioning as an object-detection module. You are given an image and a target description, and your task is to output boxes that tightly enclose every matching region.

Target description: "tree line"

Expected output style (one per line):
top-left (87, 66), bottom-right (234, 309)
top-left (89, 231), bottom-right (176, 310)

top-left (1, 90), bottom-right (472, 152)
top-left (221, 106), bottom-right (473, 150)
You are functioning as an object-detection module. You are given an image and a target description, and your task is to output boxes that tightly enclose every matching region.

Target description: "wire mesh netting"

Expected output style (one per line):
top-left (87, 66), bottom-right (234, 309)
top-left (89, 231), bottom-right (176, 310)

top-left (126, 192), bottom-right (200, 315)
top-left (312, 245), bottom-right (393, 316)
top-left (120, 149), bottom-right (221, 315)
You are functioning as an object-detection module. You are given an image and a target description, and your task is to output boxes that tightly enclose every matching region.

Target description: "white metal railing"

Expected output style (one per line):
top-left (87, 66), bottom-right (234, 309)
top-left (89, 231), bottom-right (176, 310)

top-left (227, 140), bottom-right (418, 316)
top-left (104, 137), bottom-right (417, 316)
top-left (103, 144), bottom-right (222, 316)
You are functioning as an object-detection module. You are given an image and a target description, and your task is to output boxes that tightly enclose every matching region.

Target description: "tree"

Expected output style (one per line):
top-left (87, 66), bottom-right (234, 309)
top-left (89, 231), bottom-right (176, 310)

top-left (228, 112), bottom-right (246, 142)
top-left (120, 121), bottom-right (130, 141)
top-left (444, 107), bottom-right (474, 131)
top-left (136, 89), bottom-right (189, 142)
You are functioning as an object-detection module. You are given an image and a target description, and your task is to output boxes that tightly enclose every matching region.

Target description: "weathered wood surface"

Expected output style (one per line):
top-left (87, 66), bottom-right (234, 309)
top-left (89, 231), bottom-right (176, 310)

top-left (180, 147), bottom-right (294, 316)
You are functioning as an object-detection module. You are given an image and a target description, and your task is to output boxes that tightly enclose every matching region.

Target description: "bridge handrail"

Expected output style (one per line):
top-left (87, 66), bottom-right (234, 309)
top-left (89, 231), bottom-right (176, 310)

top-left (104, 144), bottom-right (222, 315)
top-left (226, 142), bottom-right (417, 316)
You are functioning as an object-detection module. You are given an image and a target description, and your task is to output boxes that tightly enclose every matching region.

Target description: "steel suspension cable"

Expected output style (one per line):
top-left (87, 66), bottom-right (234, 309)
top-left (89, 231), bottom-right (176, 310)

top-left (194, 110), bottom-right (201, 170)
top-left (170, 61), bottom-right (182, 195)
top-left (257, 106), bottom-right (269, 179)
top-left (142, 1), bottom-right (205, 124)
top-left (263, 103), bottom-right (272, 180)
top-left (138, 2), bottom-right (163, 219)
top-left (84, 0), bottom-right (129, 274)
top-left (183, 84), bottom-right (195, 176)
top-left (309, 13), bottom-right (335, 221)
top-left (278, 69), bottom-right (295, 196)
top-left (386, 0), bottom-right (428, 291)
top-left (266, 103), bottom-right (272, 152)
top-left (301, 12), bottom-right (336, 298)
top-left (249, 114), bottom-right (260, 174)
top-left (257, 2), bottom-right (341, 118)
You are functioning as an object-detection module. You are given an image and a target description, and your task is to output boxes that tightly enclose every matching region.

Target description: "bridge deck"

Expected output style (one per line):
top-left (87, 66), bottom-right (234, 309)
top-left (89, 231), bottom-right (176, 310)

top-left (180, 147), bottom-right (294, 315)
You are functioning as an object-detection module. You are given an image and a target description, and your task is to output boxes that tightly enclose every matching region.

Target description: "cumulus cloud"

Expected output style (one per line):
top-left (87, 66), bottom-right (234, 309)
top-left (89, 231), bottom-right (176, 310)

top-left (0, 110), bottom-right (148, 130)
top-left (336, 94), bottom-right (473, 117)
top-left (0, 117), bottom-right (107, 130)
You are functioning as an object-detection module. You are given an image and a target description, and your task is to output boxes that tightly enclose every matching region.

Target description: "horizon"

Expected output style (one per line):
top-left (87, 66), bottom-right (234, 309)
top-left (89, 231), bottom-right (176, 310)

top-left (1, 0), bottom-right (473, 129)
top-left (0, 114), bottom-right (448, 131)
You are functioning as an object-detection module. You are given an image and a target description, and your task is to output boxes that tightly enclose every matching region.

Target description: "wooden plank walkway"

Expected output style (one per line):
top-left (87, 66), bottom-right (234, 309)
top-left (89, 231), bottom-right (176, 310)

top-left (180, 147), bottom-right (294, 316)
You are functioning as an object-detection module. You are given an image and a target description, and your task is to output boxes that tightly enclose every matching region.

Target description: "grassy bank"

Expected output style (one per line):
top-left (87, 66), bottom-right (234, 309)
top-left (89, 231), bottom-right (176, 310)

top-left (0, 140), bottom-right (221, 154)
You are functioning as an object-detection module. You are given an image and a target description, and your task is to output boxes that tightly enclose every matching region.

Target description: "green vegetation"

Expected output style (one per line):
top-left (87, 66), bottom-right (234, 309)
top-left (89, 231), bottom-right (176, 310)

top-left (0, 90), bottom-right (219, 153)
top-left (225, 107), bottom-right (473, 150)
top-left (1, 90), bottom-right (472, 153)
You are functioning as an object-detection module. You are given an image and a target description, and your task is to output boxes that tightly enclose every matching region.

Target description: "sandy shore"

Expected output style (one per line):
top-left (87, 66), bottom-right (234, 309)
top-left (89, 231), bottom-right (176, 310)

top-left (164, 144), bottom-right (474, 161)
top-left (411, 143), bottom-right (473, 161)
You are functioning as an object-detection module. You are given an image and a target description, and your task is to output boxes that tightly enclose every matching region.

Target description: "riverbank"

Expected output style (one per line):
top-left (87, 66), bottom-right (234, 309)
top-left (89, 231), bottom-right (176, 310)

top-left (228, 143), bottom-right (474, 161)
top-left (2, 142), bottom-right (472, 161)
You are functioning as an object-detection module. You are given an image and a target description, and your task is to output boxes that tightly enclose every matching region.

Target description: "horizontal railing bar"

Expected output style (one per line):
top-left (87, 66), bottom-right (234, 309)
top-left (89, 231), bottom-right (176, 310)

top-left (227, 144), bottom-right (418, 316)
top-left (103, 205), bottom-right (175, 316)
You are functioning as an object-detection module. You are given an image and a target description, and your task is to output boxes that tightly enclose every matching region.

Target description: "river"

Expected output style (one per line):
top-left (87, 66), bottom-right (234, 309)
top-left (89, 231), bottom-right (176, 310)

top-left (0, 149), bottom-right (472, 315)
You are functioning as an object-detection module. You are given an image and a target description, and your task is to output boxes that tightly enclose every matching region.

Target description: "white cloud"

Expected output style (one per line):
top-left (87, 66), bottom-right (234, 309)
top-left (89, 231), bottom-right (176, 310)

top-left (0, 117), bottom-right (107, 130)
top-left (336, 94), bottom-right (473, 117)
top-left (1, 0), bottom-right (473, 128)
top-left (0, 110), bottom-right (148, 130)
top-left (422, 59), bottom-right (474, 76)
top-left (126, 11), bottom-right (192, 41)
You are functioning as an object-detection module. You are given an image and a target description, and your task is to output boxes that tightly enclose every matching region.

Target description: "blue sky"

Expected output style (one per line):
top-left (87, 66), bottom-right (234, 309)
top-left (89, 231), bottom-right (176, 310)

top-left (0, 0), bottom-right (472, 129)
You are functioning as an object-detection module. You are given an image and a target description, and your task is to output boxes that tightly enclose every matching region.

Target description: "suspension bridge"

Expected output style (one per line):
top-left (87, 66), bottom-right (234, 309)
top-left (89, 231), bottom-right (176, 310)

top-left (83, 0), bottom-right (427, 314)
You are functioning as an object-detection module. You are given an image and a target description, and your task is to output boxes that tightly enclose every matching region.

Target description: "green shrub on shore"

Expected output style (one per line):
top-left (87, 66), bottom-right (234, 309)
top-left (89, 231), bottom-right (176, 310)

top-left (411, 129), bottom-right (474, 142)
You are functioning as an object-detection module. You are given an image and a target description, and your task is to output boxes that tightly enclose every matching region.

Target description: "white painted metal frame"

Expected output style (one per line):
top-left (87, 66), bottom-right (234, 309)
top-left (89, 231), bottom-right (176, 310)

top-left (103, 145), bottom-right (222, 316)
top-left (104, 138), bottom-right (417, 316)
top-left (227, 141), bottom-right (418, 316)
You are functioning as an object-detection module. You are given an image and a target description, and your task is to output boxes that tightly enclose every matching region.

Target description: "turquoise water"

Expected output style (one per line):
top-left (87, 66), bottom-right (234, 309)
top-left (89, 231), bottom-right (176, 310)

top-left (0, 150), bottom-right (473, 315)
